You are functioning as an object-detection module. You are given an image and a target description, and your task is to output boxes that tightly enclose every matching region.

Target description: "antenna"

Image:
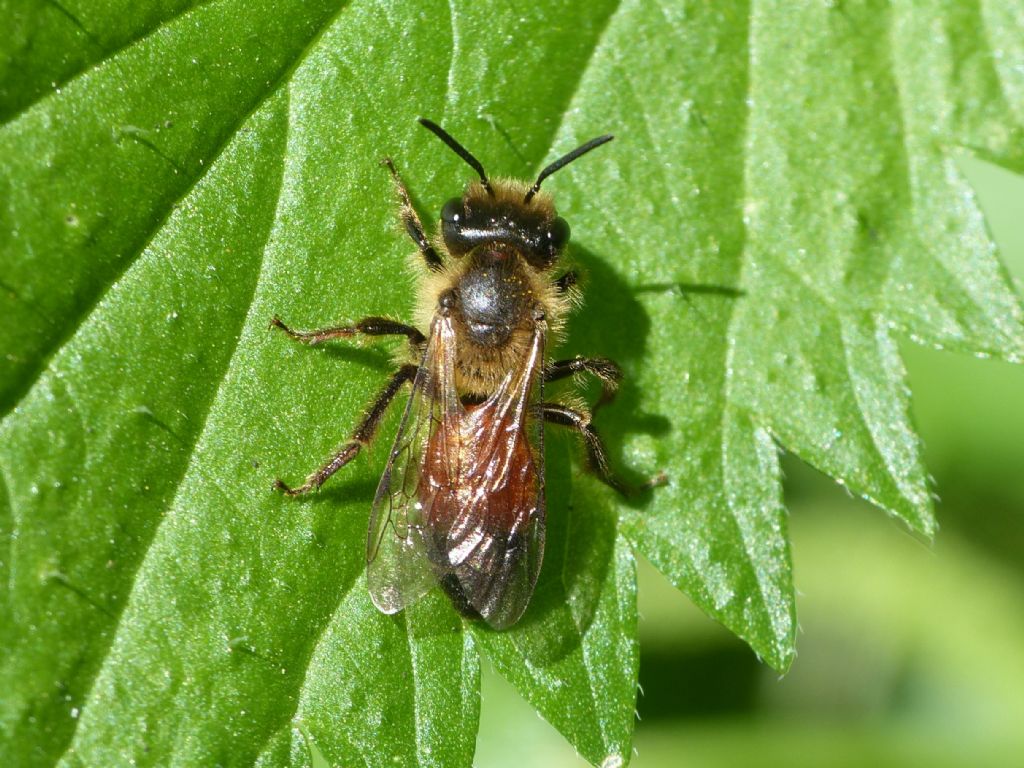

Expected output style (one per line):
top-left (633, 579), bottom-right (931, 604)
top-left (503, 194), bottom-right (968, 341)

top-left (524, 134), bottom-right (614, 203)
top-left (418, 118), bottom-right (494, 196)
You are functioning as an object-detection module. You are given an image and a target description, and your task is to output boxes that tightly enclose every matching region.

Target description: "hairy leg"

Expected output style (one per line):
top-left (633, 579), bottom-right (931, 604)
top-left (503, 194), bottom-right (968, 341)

top-left (554, 270), bottom-right (577, 294)
top-left (271, 315), bottom-right (425, 348)
top-left (275, 364), bottom-right (418, 496)
top-left (381, 157), bottom-right (444, 272)
top-left (541, 402), bottom-right (623, 494)
top-left (544, 355), bottom-right (622, 411)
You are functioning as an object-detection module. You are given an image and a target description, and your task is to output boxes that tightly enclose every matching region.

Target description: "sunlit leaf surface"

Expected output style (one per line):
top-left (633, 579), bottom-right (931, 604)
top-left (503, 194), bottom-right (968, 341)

top-left (2, 1), bottom-right (1021, 765)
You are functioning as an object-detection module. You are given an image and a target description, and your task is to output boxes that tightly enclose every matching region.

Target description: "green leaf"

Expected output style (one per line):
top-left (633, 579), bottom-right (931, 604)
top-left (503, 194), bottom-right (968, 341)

top-left (475, 456), bottom-right (638, 765)
top-left (0, 0), bottom-right (207, 123)
top-left (2, 1), bottom-right (1022, 766)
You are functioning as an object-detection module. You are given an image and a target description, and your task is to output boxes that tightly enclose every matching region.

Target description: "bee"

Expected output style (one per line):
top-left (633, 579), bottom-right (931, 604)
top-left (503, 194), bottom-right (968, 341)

top-left (273, 119), bottom-right (624, 628)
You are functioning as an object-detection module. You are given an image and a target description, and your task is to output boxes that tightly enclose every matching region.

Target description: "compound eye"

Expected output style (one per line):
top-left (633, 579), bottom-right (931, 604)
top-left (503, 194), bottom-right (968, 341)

top-left (441, 197), bottom-right (463, 224)
top-left (547, 217), bottom-right (570, 252)
top-left (441, 197), bottom-right (472, 256)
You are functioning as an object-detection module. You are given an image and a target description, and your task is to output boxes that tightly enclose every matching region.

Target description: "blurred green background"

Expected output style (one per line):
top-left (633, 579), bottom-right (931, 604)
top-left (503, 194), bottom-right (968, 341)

top-left (474, 156), bottom-right (1024, 768)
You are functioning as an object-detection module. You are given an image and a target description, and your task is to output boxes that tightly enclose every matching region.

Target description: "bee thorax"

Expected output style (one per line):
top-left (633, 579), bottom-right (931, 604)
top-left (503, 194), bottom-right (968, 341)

top-left (454, 256), bottom-right (532, 348)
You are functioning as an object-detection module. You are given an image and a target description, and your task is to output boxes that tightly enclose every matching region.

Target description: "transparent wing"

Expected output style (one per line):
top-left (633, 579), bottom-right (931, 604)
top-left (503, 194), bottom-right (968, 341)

top-left (366, 312), bottom-right (547, 629)
top-left (422, 320), bottom-right (547, 629)
top-left (365, 314), bottom-right (460, 614)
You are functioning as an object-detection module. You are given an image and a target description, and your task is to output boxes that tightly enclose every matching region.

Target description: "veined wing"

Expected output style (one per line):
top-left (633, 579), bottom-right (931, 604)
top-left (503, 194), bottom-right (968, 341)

top-left (365, 313), bottom-right (460, 615)
top-left (422, 319), bottom-right (547, 630)
top-left (366, 311), bottom-right (548, 629)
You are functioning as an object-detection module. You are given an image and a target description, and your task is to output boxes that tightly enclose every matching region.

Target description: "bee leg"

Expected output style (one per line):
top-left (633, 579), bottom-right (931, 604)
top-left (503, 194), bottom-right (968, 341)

top-left (554, 270), bottom-right (578, 293)
top-left (271, 315), bottom-right (425, 349)
top-left (541, 403), bottom-right (625, 495)
top-left (274, 364), bottom-right (418, 496)
top-left (381, 157), bottom-right (444, 272)
top-left (543, 356), bottom-right (622, 411)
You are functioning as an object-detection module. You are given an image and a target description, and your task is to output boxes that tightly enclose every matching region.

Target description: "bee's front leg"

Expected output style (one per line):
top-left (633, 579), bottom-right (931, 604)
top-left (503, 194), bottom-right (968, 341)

top-left (381, 157), bottom-right (444, 272)
top-left (274, 363), bottom-right (418, 496)
top-left (553, 271), bottom-right (578, 294)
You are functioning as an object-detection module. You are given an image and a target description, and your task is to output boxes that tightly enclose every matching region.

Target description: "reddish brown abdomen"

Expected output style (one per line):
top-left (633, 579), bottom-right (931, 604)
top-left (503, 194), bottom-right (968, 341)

top-left (416, 399), bottom-right (540, 616)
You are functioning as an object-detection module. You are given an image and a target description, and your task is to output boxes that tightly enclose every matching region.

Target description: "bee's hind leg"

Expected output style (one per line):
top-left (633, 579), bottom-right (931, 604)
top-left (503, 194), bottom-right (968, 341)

top-left (274, 364), bottom-right (418, 496)
top-left (541, 403), bottom-right (625, 496)
top-left (381, 157), bottom-right (444, 272)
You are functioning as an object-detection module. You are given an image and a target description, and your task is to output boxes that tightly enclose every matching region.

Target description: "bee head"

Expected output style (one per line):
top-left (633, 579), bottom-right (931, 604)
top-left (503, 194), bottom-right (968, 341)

top-left (418, 119), bottom-right (612, 269)
top-left (439, 187), bottom-right (570, 268)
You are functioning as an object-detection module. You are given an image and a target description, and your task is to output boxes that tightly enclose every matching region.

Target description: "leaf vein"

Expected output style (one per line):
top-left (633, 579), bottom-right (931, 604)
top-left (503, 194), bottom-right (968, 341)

top-left (0, 0), bottom-right (353, 425)
top-left (0, 0), bottom-right (217, 129)
top-left (52, 90), bottom-right (294, 764)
